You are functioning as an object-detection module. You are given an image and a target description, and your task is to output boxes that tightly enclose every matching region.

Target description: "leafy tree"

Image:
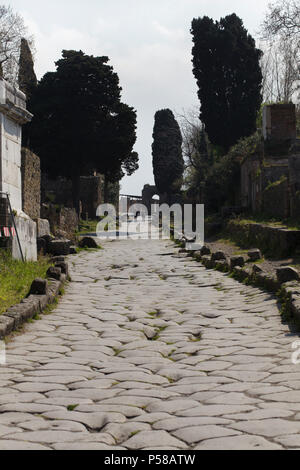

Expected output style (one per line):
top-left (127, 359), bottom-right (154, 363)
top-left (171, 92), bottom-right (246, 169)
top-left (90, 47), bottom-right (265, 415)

top-left (0, 5), bottom-right (34, 84)
top-left (179, 109), bottom-right (212, 203)
top-left (191, 14), bottom-right (263, 151)
top-left (152, 109), bottom-right (184, 198)
top-left (261, 0), bottom-right (300, 42)
top-left (27, 50), bottom-right (138, 211)
top-left (260, 0), bottom-right (299, 103)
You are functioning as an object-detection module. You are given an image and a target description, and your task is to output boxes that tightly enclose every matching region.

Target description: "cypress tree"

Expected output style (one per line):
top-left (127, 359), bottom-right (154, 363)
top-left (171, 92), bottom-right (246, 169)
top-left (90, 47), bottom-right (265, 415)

top-left (18, 38), bottom-right (37, 99)
top-left (152, 109), bottom-right (184, 197)
top-left (191, 14), bottom-right (263, 151)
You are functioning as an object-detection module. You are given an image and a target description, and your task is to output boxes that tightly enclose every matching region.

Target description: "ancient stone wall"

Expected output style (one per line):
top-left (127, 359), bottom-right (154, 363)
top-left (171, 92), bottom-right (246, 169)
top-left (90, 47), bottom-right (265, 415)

top-left (262, 177), bottom-right (290, 219)
top-left (21, 148), bottom-right (41, 219)
top-left (79, 175), bottom-right (104, 219)
top-left (41, 204), bottom-right (78, 241)
top-left (263, 103), bottom-right (296, 141)
top-left (42, 174), bottom-right (106, 219)
top-left (41, 175), bottom-right (73, 207)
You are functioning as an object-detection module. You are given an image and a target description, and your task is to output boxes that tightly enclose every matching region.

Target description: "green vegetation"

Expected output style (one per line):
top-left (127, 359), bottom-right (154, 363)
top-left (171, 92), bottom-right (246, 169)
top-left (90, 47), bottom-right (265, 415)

top-left (67, 404), bottom-right (79, 411)
top-left (265, 175), bottom-right (287, 192)
top-left (77, 219), bottom-right (99, 234)
top-left (0, 251), bottom-right (51, 315)
top-left (231, 215), bottom-right (300, 231)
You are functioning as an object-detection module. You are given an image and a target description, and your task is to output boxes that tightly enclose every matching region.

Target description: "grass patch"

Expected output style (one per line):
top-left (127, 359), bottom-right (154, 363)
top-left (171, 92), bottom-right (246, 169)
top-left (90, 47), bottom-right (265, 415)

top-left (76, 246), bottom-right (102, 254)
top-left (77, 219), bottom-right (99, 235)
top-left (67, 404), bottom-right (79, 411)
top-left (232, 214), bottom-right (300, 231)
top-left (0, 250), bottom-right (52, 315)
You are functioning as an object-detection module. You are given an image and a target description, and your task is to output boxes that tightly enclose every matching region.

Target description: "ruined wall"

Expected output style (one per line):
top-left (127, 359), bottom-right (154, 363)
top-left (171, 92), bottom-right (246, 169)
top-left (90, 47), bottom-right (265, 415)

top-left (241, 155), bottom-right (290, 216)
top-left (263, 103), bottom-right (296, 141)
top-left (41, 175), bottom-right (73, 207)
top-left (41, 204), bottom-right (78, 241)
top-left (79, 175), bottom-right (104, 219)
top-left (262, 177), bottom-right (290, 219)
top-left (240, 155), bottom-right (262, 212)
top-left (21, 148), bottom-right (40, 219)
top-left (42, 174), bottom-right (106, 219)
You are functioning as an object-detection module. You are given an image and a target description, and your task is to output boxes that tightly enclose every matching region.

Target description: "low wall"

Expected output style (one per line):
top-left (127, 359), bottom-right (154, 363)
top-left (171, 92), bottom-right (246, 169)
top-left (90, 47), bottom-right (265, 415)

top-left (12, 215), bottom-right (37, 261)
top-left (226, 220), bottom-right (300, 257)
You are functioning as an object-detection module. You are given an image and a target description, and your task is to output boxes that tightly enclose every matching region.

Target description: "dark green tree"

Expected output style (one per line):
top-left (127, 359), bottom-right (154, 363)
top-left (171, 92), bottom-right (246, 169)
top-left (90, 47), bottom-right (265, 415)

top-left (27, 50), bottom-right (138, 210)
top-left (152, 109), bottom-right (184, 198)
top-left (18, 38), bottom-right (37, 98)
top-left (19, 38), bottom-right (37, 147)
top-left (191, 13), bottom-right (263, 151)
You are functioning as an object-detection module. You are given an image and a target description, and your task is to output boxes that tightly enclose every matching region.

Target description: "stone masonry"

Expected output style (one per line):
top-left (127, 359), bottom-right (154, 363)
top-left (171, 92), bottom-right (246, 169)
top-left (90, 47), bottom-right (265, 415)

top-left (21, 148), bottom-right (41, 220)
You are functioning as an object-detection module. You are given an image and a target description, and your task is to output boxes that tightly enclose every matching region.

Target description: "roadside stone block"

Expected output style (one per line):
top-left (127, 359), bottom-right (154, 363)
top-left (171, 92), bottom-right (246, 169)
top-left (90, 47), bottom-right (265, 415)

top-left (200, 245), bottom-right (211, 256)
top-left (79, 237), bottom-right (98, 249)
top-left (191, 250), bottom-right (202, 261)
top-left (0, 315), bottom-right (15, 338)
top-left (252, 264), bottom-right (263, 274)
top-left (230, 256), bottom-right (245, 269)
top-left (46, 267), bottom-right (62, 281)
top-left (48, 239), bottom-right (72, 256)
top-left (248, 249), bottom-right (262, 261)
top-left (36, 219), bottom-right (51, 238)
top-left (29, 278), bottom-right (48, 296)
top-left (55, 262), bottom-right (69, 277)
top-left (211, 251), bottom-right (226, 261)
top-left (276, 266), bottom-right (300, 284)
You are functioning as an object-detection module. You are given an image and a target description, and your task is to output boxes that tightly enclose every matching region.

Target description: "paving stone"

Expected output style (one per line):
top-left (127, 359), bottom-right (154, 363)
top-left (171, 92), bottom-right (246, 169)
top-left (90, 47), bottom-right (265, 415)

top-left (195, 435), bottom-right (283, 450)
top-left (0, 440), bottom-right (50, 450)
top-left (172, 425), bottom-right (240, 444)
top-left (122, 430), bottom-right (188, 450)
top-left (52, 443), bottom-right (126, 450)
top-left (41, 410), bottom-right (126, 429)
top-left (5, 430), bottom-right (92, 443)
top-left (229, 419), bottom-right (300, 437)
top-left (274, 435), bottom-right (300, 447)
top-left (146, 399), bottom-right (200, 414)
top-left (152, 416), bottom-right (233, 431)
top-left (12, 383), bottom-right (67, 393)
top-left (102, 422), bottom-right (151, 443)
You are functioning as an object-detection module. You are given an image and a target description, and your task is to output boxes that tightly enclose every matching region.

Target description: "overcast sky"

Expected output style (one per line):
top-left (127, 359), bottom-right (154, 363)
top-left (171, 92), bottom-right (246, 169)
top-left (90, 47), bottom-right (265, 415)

top-left (8, 0), bottom-right (271, 195)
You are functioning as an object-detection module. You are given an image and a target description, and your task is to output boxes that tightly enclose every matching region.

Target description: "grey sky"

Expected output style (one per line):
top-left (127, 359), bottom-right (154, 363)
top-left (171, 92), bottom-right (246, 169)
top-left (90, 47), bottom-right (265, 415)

top-left (8, 0), bottom-right (270, 195)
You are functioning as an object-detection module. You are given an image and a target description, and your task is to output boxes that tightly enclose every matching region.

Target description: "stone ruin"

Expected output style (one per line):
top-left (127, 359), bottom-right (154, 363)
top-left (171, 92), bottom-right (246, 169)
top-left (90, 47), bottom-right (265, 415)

top-left (241, 103), bottom-right (300, 219)
top-left (0, 78), bottom-right (37, 260)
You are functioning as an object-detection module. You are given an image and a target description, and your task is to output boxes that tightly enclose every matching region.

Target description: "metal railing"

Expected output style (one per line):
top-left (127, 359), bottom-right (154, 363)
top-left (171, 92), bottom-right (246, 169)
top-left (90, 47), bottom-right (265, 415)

top-left (0, 192), bottom-right (24, 262)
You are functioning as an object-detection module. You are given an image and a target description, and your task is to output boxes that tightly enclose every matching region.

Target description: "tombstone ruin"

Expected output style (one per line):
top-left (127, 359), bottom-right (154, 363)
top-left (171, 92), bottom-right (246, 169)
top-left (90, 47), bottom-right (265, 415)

top-left (0, 78), bottom-right (37, 260)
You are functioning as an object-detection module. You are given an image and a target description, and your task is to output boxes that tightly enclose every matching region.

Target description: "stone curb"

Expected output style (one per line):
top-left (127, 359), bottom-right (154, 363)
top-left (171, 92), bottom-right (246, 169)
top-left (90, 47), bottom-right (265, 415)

top-left (174, 241), bottom-right (300, 327)
top-left (0, 272), bottom-right (67, 341)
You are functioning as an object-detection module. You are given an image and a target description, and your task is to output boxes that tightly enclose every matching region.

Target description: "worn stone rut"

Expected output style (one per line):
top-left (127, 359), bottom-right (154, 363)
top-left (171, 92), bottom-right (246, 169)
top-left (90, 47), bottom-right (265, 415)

top-left (1, 239), bottom-right (300, 450)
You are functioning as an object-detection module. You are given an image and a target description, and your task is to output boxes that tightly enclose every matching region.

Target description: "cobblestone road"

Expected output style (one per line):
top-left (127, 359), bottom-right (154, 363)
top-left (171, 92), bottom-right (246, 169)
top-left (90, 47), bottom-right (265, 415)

top-left (1, 239), bottom-right (300, 450)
